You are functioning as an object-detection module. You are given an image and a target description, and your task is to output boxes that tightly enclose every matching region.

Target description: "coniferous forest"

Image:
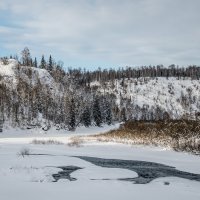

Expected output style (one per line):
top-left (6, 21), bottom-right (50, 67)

top-left (0, 47), bottom-right (200, 131)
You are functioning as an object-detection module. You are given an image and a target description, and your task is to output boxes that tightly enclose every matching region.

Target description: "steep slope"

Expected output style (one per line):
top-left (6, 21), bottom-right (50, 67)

top-left (92, 77), bottom-right (200, 119)
top-left (0, 59), bottom-right (18, 87)
top-left (0, 59), bottom-right (55, 90)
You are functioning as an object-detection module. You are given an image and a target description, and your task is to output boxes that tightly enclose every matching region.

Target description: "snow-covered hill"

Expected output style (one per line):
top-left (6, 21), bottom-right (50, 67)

top-left (0, 59), bottom-right (200, 129)
top-left (92, 77), bottom-right (200, 119)
top-left (0, 59), bottom-right (55, 90)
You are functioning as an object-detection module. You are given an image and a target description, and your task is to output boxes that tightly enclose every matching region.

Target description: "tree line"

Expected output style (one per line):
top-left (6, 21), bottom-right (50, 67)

top-left (5, 47), bottom-right (200, 83)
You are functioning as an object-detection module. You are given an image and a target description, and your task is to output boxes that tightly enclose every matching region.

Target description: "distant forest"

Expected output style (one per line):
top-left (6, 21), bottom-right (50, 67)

top-left (2, 47), bottom-right (200, 82)
top-left (0, 47), bottom-right (200, 130)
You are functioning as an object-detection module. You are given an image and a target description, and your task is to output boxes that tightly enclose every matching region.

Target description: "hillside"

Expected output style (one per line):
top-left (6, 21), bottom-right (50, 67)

top-left (92, 77), bottom-right (200, 119)
top-left (0, 59), bottom-right (55, 89)
top-left (0, 58), bottom-right (200, 131)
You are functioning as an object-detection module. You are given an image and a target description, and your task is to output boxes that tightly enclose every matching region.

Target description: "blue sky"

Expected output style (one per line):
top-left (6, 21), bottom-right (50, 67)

top-left (0, 0), bottom-right (200, 70)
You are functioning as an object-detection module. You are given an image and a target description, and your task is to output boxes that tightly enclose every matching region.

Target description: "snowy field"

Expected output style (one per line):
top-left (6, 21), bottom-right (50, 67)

top-left (0, 125), bottom-right (200, 200)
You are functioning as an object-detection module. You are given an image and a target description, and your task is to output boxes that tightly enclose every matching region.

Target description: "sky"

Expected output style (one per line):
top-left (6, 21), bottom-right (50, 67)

top-left (0, 0), bottom-right (200, 70)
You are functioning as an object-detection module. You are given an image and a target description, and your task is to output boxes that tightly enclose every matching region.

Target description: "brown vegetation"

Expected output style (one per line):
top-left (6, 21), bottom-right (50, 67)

top-left (93, 120), bottom-right (200, 154)
top-left (67, 137), bottom-right (84, 147)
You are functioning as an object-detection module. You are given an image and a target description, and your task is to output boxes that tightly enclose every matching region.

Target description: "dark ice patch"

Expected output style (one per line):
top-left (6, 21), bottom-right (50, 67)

top-left (75, 156), bottom-right (200, 184)
top-left (52, 166), bottom-right (82, 182)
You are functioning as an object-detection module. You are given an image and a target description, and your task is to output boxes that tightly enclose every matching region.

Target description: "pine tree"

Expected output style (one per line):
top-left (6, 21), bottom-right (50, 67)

top-left (33, 57), bottom-right (38, 68)
top-left (48, 55), bottom-right (53, 71)
top-left (40, 55), bottom-right (46, 69)
top-left (93, 97), bottom-right (102, 127)
top-left (105, 100), bottom-right (112, 125)
top-left (69, 98), bottom-right (76, 130)
top-left (81, 106), bottom-right (91, 127)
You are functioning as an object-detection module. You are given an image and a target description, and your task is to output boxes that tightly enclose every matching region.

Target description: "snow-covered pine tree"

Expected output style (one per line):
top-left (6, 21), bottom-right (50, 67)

top-left (105, 100), bottom-right (112, 125)
top-left (48, 55), bottom-right (53, 71)
top-left (40, 55), bottom-right (46, 69)
top-left (33, 57), bottom-right (38, 68)
top-left (81, 106), bottom-right (91, 127)
top-left (93, 96), bottom-right (102, 127)
top-left (69, 98), bottom-right (76, 130)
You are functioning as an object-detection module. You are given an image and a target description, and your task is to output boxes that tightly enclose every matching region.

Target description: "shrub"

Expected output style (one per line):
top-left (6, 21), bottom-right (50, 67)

top-left (31, 139), bottom-right (63, 145)
top-left (67, 137), bottom-right (84, 147)
top-left (18, 148), bottom-right (30, 157)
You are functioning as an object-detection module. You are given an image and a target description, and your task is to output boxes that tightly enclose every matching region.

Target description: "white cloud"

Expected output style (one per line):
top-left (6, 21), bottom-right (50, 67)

top-left (0, 0), bottom-right (200, 68)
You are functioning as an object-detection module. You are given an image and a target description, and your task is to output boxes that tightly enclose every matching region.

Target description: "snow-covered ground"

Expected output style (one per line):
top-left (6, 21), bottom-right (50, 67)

top-left (0, 125), bottom-right (200, 200)
top-left (0, 124), bottom-right (119, 143)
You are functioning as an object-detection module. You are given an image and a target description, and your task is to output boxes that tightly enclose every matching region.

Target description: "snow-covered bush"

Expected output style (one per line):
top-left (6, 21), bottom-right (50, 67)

top-left (18, 148), bottom-right (31, 157)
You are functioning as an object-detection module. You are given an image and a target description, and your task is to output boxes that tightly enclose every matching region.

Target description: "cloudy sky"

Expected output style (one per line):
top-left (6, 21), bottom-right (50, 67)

top-left (0, 0), bottom-right (200, 69)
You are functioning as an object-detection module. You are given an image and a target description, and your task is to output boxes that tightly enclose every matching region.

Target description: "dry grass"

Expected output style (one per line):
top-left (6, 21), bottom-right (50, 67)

top-left (67, 137), bottom-right (84, 147)
top-left (31, 137), bottom-right (85, 147)
top-left (31, 139), bottom-right (64, 145)
top-left (93, 120), bottom-right (200, 154)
